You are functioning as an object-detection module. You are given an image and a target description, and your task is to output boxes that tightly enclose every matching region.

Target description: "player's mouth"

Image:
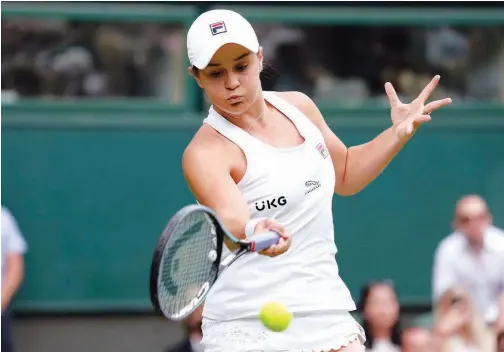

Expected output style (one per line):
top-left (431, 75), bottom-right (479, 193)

top-left (228, 95), bottom-right (244, 105)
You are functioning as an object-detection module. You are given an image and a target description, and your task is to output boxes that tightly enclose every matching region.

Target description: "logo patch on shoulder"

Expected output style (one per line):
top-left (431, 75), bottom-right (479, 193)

top-left (210, 21), bottom-right (227, 36)
top-left (316, 142), bottom-right (329, 159)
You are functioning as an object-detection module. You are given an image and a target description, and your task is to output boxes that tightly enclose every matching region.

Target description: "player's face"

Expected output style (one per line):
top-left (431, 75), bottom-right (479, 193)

top-left (193, 43), bottom-right (263, 116)
top-left (363, 284), bottom-right (399, 330)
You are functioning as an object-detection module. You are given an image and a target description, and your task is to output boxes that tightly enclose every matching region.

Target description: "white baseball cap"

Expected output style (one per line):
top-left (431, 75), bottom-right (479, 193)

top-left (187, 9), bottom-right (259, 70)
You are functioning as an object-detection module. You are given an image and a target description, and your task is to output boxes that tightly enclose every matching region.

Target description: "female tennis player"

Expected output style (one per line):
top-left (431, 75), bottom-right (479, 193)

top-left (183, 9), bottom-right (452, 352)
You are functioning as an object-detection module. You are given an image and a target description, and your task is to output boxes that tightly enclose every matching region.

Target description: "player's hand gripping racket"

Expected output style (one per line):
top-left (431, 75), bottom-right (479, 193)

top-left (149, 204), bottom-right (281, 320)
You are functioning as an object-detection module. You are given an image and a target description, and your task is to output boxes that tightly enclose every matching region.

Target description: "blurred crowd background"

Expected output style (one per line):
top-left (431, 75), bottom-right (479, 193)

top-left (2, 2), bottom-right (504, 352)
top-left (3, 3), bottom-right (504, 105)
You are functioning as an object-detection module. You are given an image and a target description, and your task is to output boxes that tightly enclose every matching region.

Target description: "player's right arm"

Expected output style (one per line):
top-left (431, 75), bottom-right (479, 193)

top-left (183, 137), bottom-right (248, 252)
top-left (182, 133), bottom-right (290, 255)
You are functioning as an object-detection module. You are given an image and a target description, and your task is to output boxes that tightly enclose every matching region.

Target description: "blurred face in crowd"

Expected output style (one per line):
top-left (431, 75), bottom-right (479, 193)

top-left (190, 43), bottom-right (264, 118)
top-left (402, 328), bottom-right (435, 352)
top-left (363, 283), bottom-right (400, 330)
top-left (453, 195), bottom-right (491, 246)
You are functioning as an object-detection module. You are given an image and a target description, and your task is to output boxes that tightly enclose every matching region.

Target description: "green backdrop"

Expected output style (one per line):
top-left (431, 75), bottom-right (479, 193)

top-left (3, 105), bottom-right (504, 312)
top-left (3, 1), bottom-right (504, 313)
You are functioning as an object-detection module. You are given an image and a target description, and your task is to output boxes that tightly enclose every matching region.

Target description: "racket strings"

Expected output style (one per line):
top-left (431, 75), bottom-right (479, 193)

top-left (157, 212), bottom-right (217, 317)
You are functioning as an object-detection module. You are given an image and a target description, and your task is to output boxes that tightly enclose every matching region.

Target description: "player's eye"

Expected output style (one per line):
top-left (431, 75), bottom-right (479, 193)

top-left (209, 70), bottom-right (223, 78)
top-left (236, 64), bottom-right (248, 72)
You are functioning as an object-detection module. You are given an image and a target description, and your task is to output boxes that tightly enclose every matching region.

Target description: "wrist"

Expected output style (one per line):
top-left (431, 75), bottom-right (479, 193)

top-left (392, 123), bottom-right (413, 145)
top-left (245, 217), bottom-right (268, 237)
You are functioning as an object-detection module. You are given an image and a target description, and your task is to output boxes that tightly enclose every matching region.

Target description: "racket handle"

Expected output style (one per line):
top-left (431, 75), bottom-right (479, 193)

top-left (248, 231), bottom-right (281, 252)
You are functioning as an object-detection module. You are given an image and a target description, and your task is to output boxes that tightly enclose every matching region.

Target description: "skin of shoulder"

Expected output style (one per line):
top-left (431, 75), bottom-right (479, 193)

top-left (275, 91), bottom-right (350, 195)
top-left (182, 124), bottom-right (250, 246)
top-left (275, 91), bottom-right (326, 130)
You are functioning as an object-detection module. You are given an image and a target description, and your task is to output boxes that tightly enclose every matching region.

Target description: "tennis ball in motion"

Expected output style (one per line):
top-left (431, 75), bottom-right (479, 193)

top-left (259, 301), bottom-right (292, 332)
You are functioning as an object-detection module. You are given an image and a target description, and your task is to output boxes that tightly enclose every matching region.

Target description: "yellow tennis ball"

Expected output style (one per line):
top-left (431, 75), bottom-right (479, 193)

top-left (259, 301), bottom-right (292, 332)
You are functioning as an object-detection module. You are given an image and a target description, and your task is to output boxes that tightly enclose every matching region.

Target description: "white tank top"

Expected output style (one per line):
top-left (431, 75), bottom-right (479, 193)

top-left (202, 91), bottom-right (356, 320)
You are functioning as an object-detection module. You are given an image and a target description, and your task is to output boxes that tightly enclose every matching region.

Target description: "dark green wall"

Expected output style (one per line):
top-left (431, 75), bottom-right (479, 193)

top-left (2, 106), bottom-right (504, 312)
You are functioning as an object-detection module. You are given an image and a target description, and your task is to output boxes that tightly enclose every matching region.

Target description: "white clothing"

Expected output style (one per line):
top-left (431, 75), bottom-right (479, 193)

top-left (201, 311), bottom-right (365, 352)
top-left (200, 92), bottom-right (359, 351)
top-left (1, 206), bottom-right (28, 282)
top-left (202, 91), bottom-right (355, 321)
top-left (432, 225), bottom-right (504, 323)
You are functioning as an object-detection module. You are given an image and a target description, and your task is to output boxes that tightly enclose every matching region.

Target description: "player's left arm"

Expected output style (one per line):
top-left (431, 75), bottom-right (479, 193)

top-left (280, 76), bottom-right (452, 196)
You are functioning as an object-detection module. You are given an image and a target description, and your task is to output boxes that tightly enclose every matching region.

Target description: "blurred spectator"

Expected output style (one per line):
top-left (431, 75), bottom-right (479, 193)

top-left (1, 206), bottom-right (28, 352)
top-left (166, 303), bottom-right (203, 352)
top-left (401, 327), bottom-right (435, 352)
top-left (358, 280), bottom-right (402, 352)
top-left (273, 43), bottom-right (315, 97)
top-left (433, 287), bottom-right (495, 352)
top-left (432, 194), bottom-right (504, 325)
top-left (3, 15), bottom-right (503, 104)
top-left (1, 18), bottom-right (185, 101)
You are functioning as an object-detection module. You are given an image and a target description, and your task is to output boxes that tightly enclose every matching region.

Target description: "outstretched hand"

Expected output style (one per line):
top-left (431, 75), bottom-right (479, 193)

top-left (385, 75), bottom-right (452, 141)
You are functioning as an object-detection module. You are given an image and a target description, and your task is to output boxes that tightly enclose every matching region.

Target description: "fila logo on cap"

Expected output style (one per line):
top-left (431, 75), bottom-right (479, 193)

top-left (210, 21), bottom-right (227, 36)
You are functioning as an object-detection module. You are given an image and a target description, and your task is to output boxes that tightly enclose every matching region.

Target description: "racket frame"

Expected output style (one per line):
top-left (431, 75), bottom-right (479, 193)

top-left (149, 205), bottom-right (224, 320)
top-left (149, 204), bottom-right (281, 320)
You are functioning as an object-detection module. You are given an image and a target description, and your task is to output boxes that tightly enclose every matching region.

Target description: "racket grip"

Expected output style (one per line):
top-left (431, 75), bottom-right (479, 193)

top-left (248, 231), bottom-right (281, 252)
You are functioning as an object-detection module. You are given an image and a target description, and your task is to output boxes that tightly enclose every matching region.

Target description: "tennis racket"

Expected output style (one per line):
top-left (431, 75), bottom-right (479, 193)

top-left (149, 204), bottom-right (281, 321)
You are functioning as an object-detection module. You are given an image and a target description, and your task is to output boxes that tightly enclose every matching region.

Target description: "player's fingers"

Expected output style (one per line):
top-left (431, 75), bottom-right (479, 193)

top-left (265, 219), bottom-right (285, 231)
top-left (259, 245), bottom-right (282, 257)
top-left (424, 98), bottom-right (452, 114)
top-left (415, 114), bottom-right (432, 124)
top-left (405, 121), bottom-right (414, 136)
top-left (253, 219), bottom-right (270, 233)
top-left (258, 237), bottom-right (283, 255)
top-left (264, 220), bottom-right (289, 240)
top-left (384, 82), bottom-right (401, 107)
top-left (258, 246), bottom-right (275, 256)
top-left (273, 240), bottom-right (289, 256)
top-left (418, 75), bottom-right (440, 103)
top-left (258, 237), bottom-right (289, 257)
top-left (254, 219), bottom-right (286, 238)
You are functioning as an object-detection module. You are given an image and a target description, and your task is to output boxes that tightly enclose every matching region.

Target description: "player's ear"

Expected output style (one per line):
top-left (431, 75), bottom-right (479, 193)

top-left (188, 65), bottom-right (204, 89)
top-left (257, 46), bottom-right (264, 71)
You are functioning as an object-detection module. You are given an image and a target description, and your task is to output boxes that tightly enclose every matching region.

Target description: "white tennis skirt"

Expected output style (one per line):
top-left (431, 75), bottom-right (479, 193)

top-left (201, 311), bottom-right (366, 352)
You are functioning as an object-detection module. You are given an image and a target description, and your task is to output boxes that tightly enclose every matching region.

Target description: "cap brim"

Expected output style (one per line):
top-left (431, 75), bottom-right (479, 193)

top-left (193, 36), bottom-right (259, 69)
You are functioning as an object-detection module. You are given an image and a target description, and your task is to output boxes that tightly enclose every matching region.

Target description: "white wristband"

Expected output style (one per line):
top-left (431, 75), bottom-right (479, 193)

top-left (245, 217), bottom-right (268, 237)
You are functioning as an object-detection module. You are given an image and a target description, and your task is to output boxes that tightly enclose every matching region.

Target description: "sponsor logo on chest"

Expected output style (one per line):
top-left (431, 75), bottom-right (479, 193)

top-left (305, 180), bottom-right (321, 195)
top-left (255, 196), bottom-right (287, 211)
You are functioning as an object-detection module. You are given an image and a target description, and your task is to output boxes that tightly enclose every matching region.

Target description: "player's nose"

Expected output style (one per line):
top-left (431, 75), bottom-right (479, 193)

top-left (225, 73), bottom-right (240, 90)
